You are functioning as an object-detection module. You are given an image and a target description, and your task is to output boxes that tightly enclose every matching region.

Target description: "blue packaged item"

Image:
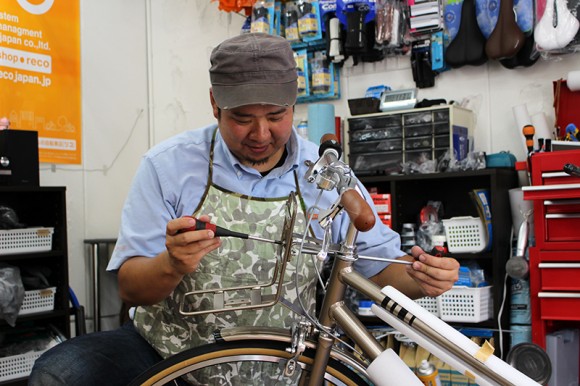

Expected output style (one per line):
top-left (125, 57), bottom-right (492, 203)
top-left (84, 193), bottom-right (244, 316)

top-left (452, 125), bottom-right (469, 160)
top-left (454, 266), bottom-right (472, 286)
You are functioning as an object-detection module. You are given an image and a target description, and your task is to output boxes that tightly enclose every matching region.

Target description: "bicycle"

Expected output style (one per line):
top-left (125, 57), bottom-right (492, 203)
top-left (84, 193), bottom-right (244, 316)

top-left (129, 134), bottom-right (540, 386)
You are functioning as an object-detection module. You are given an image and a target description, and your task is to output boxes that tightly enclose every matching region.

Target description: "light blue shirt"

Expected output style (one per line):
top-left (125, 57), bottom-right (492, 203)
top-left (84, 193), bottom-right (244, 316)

top-left (108, 124), bottom-right (405, 278)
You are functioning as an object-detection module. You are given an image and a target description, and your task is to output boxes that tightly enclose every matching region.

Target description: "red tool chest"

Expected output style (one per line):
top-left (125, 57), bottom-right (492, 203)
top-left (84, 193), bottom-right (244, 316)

top-left (522, 150), bottom-right (580, 349)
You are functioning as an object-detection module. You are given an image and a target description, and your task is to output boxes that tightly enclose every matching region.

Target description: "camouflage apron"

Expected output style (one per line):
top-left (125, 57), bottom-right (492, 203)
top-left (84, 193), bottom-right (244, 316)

top-left (134, 129), bottom-right (318, 384)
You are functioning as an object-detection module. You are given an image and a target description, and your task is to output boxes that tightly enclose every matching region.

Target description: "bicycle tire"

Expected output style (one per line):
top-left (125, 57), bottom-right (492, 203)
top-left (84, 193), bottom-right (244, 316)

top-left (129, 339), bottom-right (369, 386)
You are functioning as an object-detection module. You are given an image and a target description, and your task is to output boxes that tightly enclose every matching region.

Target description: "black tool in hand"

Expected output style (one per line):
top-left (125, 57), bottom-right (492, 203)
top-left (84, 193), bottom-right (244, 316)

top-left (564, 163), bottom-right (580, 177)
top-left (181, 217), bottom-right (283, 245)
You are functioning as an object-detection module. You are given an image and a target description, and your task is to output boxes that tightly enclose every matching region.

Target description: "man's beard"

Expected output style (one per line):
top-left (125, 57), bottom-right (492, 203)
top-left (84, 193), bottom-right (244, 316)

top-left (242, 155), bottom-right (270, 167)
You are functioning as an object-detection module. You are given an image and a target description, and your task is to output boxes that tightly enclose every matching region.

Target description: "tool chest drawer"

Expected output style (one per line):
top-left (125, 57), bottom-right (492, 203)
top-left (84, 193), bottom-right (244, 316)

top-left (523, 187), bottom-right (580, 249)
top-left (538, 263), bottom-right (580, 291)
top-left (533, 249), bottom-right (580, 262)
top-left (524, 151), bottom-right (580, 250)
top-left (529, 149), bottom-right (580, 186)
top-left (538, 292), bottom-right (580, 321)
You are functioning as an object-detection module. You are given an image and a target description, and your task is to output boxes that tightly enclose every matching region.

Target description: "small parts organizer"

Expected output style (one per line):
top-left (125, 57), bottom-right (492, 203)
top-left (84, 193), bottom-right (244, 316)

top-left (415, 286), bottom-right (493, 323)
top-left (0, 227), bottom-right (54, 254)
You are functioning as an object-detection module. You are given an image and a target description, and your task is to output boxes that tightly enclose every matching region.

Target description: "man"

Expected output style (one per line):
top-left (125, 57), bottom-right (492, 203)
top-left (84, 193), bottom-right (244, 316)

top-left (30, 33), bottom-right (459, 385)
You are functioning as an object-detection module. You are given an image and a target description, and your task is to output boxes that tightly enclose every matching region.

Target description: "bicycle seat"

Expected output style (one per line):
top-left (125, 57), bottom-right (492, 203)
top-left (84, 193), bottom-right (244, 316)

top-left (445, 0), bottom-right (488, 68)
top-left (485, 0), bottom-right (525, 59)
top-left (500, 32), bottom-right (540, 68)
top-left (534, 0), bottom-right (580, 50)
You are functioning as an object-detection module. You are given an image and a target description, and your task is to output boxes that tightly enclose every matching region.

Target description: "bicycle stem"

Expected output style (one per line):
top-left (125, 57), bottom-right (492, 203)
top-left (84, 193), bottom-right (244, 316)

top-left (309, 220), bottom-right (376, 385)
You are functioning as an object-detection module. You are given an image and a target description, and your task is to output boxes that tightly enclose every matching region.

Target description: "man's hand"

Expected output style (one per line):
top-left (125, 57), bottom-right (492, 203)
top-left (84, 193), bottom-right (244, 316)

top-left (406, 245), bottom-right (460, 298)
top-left (165, 214), bottom-right (222, 275)
top-left (118, 214), bottom-right (222, 306)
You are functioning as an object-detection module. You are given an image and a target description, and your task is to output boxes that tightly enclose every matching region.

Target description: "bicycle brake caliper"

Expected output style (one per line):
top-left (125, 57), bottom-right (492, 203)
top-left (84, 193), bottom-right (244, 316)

top-left (284, 321), bottom-right (310, 377)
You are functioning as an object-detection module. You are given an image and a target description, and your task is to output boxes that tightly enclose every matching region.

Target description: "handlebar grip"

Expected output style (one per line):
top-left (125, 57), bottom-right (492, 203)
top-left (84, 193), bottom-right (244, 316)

top-left (340, 189), bottom-right (376, 232)
top-left (319, 134), bottom-right (342, 158)
top-left (320, 133), bottom-right (338, 143)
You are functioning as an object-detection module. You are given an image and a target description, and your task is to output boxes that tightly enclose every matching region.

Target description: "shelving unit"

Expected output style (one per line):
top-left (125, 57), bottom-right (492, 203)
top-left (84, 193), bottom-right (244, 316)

top-left (358, 168), bottom-right (519, 355)
top-left (0, 186), bottom-right (69, 386)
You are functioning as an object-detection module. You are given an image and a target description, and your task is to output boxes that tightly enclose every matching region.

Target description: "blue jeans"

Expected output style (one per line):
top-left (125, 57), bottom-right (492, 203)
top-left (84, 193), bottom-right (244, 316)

top-left (29, 322), bottom-right (163, 386)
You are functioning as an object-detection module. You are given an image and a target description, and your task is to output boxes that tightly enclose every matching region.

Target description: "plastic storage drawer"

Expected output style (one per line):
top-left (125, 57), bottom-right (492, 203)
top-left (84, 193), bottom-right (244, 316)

top-left (405, 136), bottom-right (432, 149)
top-left (404, 124), bottom-right (432, 137)
top-left (403, 111), bottom-right (432, 125)
top-left (349, 127), bottom-right (402, 142)
top-left (433, 122), bottom-right (450, 134)
top-left (433, 108), bottom-right (450, 122)
top-left (405, 149), bottom-right (433, 165)
top-left (434, 135), bottom-right (450, 147)
top-left (348, 115), bottom-right (402, 131)
top-left (350, 152), bottom-right (403, 174)
top-left (350, 138), bottom-right (402, 153)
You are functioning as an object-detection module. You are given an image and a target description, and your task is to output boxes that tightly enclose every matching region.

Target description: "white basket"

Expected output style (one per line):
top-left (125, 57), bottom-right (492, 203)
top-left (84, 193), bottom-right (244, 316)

top-left (0, 227), bottom-right (54, 255)
top-left (18, 287), bottom-right (56, 316)
top-left (0, 349), bottom-right (47, 382)
top-left (415, 296), bottom-right (439, 317)
top-left (437, 286), bottom-right (493, 323)
top-left (442, 217), bottom-right (486, 253)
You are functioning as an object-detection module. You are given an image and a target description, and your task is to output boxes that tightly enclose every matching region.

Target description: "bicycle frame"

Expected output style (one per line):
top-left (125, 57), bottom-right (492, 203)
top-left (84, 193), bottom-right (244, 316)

top-left (178, 135), bottom-right (539, 386)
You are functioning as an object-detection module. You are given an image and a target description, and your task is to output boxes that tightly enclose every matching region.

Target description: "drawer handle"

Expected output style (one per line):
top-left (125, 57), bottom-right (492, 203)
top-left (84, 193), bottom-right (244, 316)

top-left (538, 292), bottom-right (580, 298)
top-left (539, 263), bottom-right (580, 268)
top-left (522, 183), bottom-right (580, 191)
top-left (544, 199), bottom-right (580, 205)
top-left (545, 213), bottom-right (580, 219)
top-left (541, 171), bottom-right (574, 179)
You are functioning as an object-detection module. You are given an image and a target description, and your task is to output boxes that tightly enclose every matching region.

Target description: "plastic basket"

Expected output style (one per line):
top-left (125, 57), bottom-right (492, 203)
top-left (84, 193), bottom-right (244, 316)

top-left (442, 217), bottom-right (486, 253)
top-left (415, 296), bottom-right (439, 317)
top-left (437, 286), bottom-right (493, 323)
top-left (18, 287), bottom-right (56, 316)
top-left (0, 349), bottom-right (47, 382)
top-left (0, 227), bottom-right (54, 255)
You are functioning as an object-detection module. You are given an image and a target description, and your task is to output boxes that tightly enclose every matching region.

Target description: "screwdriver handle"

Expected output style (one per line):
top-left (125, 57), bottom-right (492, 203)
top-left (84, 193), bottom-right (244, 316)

top-left (180, 217), bottom-right (249, 239)
top-left (522, 124), bottom-right (535, 153)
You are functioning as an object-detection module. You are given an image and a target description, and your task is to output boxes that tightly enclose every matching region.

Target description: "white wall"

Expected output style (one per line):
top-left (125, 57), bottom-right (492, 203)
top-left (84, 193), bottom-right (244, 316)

top-left (43, 0), bottom-right (580, 330)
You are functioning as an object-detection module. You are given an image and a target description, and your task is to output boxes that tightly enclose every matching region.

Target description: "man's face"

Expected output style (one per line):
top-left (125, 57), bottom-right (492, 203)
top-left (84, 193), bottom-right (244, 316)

top-left (211, 95), bottom-right (294, 173)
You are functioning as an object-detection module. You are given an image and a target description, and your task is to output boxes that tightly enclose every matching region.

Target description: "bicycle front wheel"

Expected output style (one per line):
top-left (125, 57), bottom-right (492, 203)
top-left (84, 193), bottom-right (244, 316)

top-left (130, 339), bottom-right (369, 386)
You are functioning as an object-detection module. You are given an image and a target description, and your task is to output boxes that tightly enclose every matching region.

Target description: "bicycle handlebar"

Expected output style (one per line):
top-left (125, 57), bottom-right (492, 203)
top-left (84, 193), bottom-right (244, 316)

top-left (319, 134), bottom-right (376, 232)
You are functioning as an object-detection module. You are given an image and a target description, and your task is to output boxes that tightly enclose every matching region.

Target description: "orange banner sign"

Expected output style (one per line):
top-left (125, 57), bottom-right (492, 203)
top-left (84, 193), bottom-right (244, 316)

top-left (0, 1), bottom-right (81, 164)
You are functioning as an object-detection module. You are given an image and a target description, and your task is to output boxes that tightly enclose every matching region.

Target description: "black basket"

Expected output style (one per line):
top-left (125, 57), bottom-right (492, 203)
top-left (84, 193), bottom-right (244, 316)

top-left (348, 97), bottom-right (381, 116)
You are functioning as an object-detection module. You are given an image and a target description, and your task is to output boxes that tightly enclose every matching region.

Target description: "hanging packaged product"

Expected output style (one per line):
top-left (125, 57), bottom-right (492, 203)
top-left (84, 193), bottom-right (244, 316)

top-left (251, 0), bottom-right (275, 34)
top-left (284, 2), bottom-right (301, 41)
top-left (297, 0), bottom-right (322, 41)
top-left (294, 49), bottom-right (310, 98)
top-left (310, 51), bottom-right (331, 95)
top-left (375, 0), bottom-right (410, 50)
